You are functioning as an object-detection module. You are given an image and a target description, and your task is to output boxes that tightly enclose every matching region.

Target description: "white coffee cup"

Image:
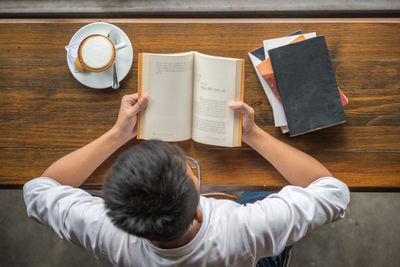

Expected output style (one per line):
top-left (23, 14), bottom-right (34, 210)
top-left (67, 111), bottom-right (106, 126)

top-left (75, 34), bottom-right (126, 72)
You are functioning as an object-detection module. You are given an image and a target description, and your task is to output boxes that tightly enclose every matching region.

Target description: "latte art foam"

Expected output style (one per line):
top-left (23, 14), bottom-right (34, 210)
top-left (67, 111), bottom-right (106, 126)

top-left (80, 35), bottom-right (114, 70)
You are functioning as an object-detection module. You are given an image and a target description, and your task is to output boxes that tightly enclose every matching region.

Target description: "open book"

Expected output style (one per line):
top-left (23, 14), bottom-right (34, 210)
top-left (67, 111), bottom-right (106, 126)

top-left (137, 51), bottom-right (245, 147)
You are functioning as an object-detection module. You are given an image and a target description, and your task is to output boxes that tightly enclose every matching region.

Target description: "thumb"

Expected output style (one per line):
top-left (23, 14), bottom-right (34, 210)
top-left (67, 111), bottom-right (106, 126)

top-left (128, 95), bottom-right (148, 115)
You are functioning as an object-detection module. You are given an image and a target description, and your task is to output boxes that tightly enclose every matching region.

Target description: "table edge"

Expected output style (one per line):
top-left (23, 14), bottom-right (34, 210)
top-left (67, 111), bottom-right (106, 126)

top-left (2, 184), bottom-right (400, 192)
top-left (1, 18), bottom-right (400, 24)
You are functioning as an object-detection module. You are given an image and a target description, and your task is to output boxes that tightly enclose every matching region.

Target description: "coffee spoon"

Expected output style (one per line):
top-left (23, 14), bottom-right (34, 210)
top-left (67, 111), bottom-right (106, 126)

top-left (108, 32), bottom-right (120, 89)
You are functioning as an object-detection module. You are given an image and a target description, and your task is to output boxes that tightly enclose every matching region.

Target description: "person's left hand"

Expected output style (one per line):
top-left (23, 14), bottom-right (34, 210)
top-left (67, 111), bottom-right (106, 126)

top-left (113, 93), bottom-right (148, 141)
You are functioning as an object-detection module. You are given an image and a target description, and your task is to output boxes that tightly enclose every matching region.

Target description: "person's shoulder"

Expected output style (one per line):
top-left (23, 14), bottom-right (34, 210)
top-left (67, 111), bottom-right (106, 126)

top-left (200, 195), bottom-right (241, 210)
top-left (200, 196), bottom-right (244, 227)
top-left (199, 196), bottom-right (255, 260)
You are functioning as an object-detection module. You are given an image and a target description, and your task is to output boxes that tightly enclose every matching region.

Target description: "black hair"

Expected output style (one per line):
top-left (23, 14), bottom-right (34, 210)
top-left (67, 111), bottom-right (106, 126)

top-left (103, 140), bottom-right (199, 242)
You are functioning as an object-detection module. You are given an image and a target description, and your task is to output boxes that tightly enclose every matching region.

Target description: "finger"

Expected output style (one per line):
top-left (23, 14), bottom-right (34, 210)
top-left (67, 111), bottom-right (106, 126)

top-left (128, 95), bottom-right (148, 115)
top-left (229, 101), bottom-right (253, 115)
top-left (122, 93), bottom-right (139, 109)
top-left (124, 93), bottom-right (138, 101)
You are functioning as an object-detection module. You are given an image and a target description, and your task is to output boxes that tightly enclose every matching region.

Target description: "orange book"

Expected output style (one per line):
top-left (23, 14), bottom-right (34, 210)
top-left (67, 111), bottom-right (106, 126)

top-left (256, 35), bottom-right (306, 103)
top-left (137, 51), bottom-right (244, 147)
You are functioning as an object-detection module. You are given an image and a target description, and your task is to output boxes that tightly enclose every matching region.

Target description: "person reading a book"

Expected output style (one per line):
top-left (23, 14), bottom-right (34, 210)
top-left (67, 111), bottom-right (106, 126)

top-left (23, 93), bottom-right (349, 267)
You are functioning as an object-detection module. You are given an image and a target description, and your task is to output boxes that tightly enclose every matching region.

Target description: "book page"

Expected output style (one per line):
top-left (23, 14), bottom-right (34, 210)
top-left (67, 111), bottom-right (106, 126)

top-left (192, 52), bottom-right (243, 147)
top-left (138, 52), bottom-right (194, 141)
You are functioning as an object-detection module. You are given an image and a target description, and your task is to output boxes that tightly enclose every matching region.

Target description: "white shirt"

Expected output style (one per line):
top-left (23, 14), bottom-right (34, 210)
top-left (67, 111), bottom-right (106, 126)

top-left (23, 177), bottom-right (349, 267)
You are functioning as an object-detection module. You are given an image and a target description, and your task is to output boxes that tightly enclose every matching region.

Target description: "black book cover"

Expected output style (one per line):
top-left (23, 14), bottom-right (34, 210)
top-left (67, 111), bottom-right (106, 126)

top-left (269, 35), bottom-right (346, 136)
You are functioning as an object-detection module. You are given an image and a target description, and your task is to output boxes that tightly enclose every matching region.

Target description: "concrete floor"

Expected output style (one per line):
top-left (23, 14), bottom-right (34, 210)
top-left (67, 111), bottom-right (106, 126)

top-left (1, 190), bottom-right (399, 267)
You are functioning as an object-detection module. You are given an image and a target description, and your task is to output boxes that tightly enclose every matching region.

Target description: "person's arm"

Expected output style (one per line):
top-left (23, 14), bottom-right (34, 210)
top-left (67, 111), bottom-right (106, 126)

top-left (23, 94), bottom-right (147, 263)
top-left (229, 102), bottom-right (331, 187)
top-left (41, 93), bottom-right (148, 187)
top-left (229, 102), bottom-right (349, 260)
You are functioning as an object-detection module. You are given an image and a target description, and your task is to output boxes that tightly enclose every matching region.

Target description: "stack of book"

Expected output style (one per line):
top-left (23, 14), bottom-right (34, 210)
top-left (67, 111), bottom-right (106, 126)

top-left (249, 30), bottom-right (348, 136)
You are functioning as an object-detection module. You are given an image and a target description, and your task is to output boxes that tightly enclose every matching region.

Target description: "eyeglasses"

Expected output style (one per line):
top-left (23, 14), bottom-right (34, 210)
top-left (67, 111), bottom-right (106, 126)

top-left (184, 156), bottom-right (201, 192)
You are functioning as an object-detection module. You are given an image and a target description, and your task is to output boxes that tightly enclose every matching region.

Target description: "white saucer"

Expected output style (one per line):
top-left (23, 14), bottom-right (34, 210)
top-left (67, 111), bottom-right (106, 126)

top-left (67, 22), bottom-right (133, 89)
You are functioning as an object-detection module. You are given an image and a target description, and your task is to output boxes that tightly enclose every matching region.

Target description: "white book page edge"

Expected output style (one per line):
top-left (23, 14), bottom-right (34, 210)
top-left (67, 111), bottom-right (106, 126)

top-left (263, 33), bottom-right (317, 59)
top-left (280, 125), bottom-right (289, 134)
top-left (248, 53), bottom-right (288, 127)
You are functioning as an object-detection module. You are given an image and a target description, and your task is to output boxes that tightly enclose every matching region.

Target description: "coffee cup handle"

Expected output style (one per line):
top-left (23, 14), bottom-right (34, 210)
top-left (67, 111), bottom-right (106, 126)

top-left (115, 42), bottom-right (127, 51)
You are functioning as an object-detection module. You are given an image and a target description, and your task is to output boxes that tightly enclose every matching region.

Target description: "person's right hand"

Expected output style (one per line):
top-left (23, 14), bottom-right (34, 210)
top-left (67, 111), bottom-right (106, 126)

top-left (229, 101), bottom-right (258, 140)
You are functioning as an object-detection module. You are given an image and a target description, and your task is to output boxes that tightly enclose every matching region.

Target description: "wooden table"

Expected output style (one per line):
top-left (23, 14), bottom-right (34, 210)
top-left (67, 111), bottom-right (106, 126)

top-left (0, 18), bottom-right (399, 191)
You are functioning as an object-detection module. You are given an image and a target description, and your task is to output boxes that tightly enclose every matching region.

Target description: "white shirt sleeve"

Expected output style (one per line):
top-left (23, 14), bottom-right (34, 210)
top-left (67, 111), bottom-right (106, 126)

top-left (238, 177), bottom-right (350, 259)
top-left (23, 177), bottom-right (109, 258)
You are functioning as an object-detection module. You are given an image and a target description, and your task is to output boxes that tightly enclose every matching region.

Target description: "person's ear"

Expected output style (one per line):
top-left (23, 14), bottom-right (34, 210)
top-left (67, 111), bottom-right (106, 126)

top-left (194, 208), bottom-right (203, 223)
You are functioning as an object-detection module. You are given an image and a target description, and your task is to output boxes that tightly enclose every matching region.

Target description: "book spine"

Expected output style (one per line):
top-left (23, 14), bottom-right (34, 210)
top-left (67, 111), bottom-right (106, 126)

top-left (238, 59), bottom-right (245, 147)
top-left (137, 53), bottom-right (143, 139)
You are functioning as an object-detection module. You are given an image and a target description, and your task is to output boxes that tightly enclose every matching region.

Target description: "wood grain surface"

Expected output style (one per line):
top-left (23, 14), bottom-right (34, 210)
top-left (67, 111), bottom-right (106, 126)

top-left (0, 19), bottom-right (399, 191)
